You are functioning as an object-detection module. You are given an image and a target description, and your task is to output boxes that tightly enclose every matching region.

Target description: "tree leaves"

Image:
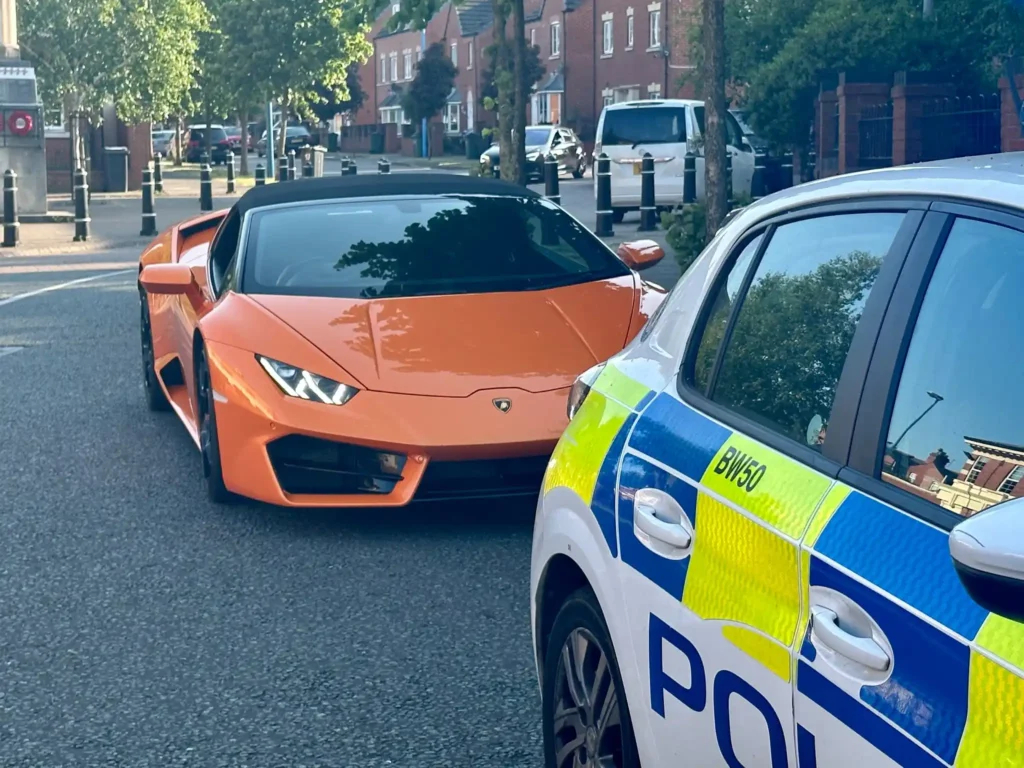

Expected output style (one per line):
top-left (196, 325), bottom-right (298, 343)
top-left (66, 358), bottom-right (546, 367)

top-left (401, 42), bottom-right (457, 124)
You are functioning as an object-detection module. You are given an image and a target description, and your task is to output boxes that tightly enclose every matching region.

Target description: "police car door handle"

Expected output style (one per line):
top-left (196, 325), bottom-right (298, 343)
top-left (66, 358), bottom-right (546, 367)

top-left (810, 606), bottom-right (891, 672)
top-left (634, 489), bottom-right (693, 550)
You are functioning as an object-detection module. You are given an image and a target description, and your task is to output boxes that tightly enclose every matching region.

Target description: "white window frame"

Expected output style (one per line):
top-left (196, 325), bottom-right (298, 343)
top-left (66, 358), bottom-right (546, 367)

top-left (648, 8), bottom-right (661, 49)
top-left (999, 465), bottom-right (1024, 494)
top-left (550, 22), bottom-right (561, 57)
top-left (403, 50), bottom-right (413, 80)
top-left (389, 52), bottom-right (398, 82)
top-left (468, 41), bottom-right (474, 69)
top-left (967, 456), bottom-right (989, 484)
top-left (380, 54), bottom-right (387, 83)
top-left (444, 102), bottom-right (460, 134)
top-left (451, 41), bottom-right (458, 66)
top-left (392, 3), bottom-right (400, 13)
top-left (626, 12), bottom-right (634, 49)
top-left (602, 16), bottom-right (614, 55)
top-left (531, 27), bottom-right (536, 47)
top-left (416, 46), bottom-right (423, 60)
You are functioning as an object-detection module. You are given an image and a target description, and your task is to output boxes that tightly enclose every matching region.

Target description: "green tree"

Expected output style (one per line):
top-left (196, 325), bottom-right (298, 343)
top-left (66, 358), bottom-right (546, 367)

top-left (310, 63), bottom-right (367, 124)
top-left (21, 0), bottom-right (208, 168)
top-left (480, 41), bottom-right (544, 110)
top-left (402, 41), bottom-right (457, 134)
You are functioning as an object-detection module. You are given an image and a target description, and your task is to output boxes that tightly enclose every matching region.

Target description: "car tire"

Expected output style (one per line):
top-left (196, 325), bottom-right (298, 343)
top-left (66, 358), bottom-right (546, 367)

top-left (196, 349), bottom-right (235, 505)
top-left (611, 208), bottom-right (627, 223)
top-left (572, 159), bottom-right (585, 179)
top-left (139, 288), bottom-right (171, 412)
top-left (542, 587), bottom-right (641, 768)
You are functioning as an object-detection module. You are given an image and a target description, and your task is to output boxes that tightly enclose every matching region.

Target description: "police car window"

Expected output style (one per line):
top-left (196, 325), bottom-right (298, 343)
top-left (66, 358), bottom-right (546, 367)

top-left (880, 217), bottom-right (1024, 517)
top-left (691, 234), bottom-right (762, 393)
top-left (709, 213), bottom-right (904, 448)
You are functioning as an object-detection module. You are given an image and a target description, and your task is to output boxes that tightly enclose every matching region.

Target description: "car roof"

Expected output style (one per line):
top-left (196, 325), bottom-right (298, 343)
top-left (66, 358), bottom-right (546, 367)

top-left (190, 124), bottom-right (224, 130)
top-left (603, 99), bottom-right (703, 111)
top-left (231, 172), bottom-right (541, 217)
top-left (731, 153), bottom-right (1024, 227)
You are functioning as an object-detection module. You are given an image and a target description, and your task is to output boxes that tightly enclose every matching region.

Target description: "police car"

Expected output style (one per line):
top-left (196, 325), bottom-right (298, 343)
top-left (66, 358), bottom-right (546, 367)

top-left (531, 154), bottom-right (1024, 767)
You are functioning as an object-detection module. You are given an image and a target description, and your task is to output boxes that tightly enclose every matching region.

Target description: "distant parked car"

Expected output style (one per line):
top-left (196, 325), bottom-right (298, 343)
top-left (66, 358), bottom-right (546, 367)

top-left (186, 124), bottom-right (232, 164)
top-left (479, 126), bottom-right (587, 181)
top-left (224, 126), bottom-right (249, 155)
top-left (256, 125), bottom-right (316, 157)
top-left (729, 109), bottom-right (770, 153)
top-left (152, 129), bottom-right (175, 158)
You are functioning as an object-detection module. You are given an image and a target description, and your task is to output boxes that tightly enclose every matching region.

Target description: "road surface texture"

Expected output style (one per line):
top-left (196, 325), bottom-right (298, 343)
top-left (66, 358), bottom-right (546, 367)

top-left (0, 173), bottom-right (681, 766)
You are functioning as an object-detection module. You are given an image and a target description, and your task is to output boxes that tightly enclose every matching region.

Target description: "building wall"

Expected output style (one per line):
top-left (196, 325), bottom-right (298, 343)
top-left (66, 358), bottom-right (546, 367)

top-left (665, 0), bottom-right (698, 98)
top-left (352, 10), bottom-right (391, 125)
top-left (594, 0), bottom-right (667, 105)
top-left (564, 2), bottom-right (597, 142)
top-left (453, 28), bottom-right (494, 133)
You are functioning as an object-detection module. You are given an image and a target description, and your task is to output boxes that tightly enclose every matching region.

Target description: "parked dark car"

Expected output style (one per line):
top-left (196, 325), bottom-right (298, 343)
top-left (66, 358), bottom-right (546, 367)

top-left (479, 126), bottom-right (587, 182)
top-left (224, 126), bottom-right (250, 154)
top-left (729, 108), bottom-right (795, 193)
top-left (256, 125), bottom-right (316, 157)
top-left (186, 125), bottom-right (232, 164)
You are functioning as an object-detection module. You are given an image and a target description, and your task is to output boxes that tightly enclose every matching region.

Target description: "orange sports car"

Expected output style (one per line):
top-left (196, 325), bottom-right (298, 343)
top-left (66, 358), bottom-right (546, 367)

top-left (137, 174), bottom-right (667, 506)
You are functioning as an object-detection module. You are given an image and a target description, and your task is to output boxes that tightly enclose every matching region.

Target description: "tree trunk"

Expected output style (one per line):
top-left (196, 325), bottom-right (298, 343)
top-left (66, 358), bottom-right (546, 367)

top-left (511, 0), bottom-right (527, 186)
top-left (701, 0), bottom-right (728, 239)
top-left (492, 0), bottom-right (514, 181)
top-left (237, 108), bottom-right (250, 175)
top-left (277, 95), bottom-right (289, 160)
top-left (174, 116), bottom-right (183, 166)
top-left (204, 105), bottom-right (213, 163)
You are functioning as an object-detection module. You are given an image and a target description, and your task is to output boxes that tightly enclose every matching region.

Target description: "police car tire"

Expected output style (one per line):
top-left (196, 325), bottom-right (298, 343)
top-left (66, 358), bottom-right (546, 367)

top-left (542, 587), bottom-right (641, 768)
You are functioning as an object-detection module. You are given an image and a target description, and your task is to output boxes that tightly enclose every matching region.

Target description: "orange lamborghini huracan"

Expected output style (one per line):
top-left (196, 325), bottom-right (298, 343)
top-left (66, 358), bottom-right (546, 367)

top-left (138, 174), bottom-right (667, 506)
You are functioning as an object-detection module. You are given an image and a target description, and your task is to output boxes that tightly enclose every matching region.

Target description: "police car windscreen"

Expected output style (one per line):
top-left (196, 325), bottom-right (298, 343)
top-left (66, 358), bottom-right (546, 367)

top-left (241, 195), bottom-right (631, 299)
top-left (602, 107), bottom-right (687, 146)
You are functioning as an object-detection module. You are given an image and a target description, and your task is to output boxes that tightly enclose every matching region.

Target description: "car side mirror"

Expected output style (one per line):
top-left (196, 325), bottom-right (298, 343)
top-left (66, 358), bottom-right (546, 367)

top-left (617, 240), bottom-right (665, 271)
top-left (140, 263), bottom-right (195, 295)
top-left (741, 138), bottom-right (754, 153)
top-left (950, 498), bottom-right (1024, 623)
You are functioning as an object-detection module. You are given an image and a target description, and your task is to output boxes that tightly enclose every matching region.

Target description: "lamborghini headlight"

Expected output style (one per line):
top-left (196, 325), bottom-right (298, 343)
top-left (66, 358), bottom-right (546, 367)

top-left (567, 362), bottom-right (606, 421)
top-left (257, 355), bottom-right (359, 406)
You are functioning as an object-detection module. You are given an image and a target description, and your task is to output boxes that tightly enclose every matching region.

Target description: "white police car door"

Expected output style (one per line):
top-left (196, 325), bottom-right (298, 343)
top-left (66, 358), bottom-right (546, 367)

top-left (795, 208), bottom-right (1024, 767)
top-left (614, 206), bottom-right (920, 766)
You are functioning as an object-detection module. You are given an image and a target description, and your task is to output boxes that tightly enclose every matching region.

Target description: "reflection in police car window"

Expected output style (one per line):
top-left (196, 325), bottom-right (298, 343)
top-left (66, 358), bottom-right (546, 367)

top-left (881, 217), bottom-right (1024, 517)
top-left (709, 213), bottom-right (904, 447)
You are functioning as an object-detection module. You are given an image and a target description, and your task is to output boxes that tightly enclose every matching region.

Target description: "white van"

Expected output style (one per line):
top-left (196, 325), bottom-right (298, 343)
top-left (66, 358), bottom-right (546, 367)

top-left (593, 99), bottom-right (756, 220)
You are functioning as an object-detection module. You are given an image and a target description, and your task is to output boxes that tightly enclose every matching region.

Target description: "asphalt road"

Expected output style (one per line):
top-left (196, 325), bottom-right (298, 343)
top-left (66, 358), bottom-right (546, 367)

top-left (0, 254), bottom-right (543, 765)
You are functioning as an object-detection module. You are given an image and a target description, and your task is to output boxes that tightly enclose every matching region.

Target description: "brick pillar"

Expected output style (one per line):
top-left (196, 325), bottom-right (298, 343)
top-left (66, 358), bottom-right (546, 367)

top-left (999, 73), bottom-right (1024, 153)
top-left (837, 73), bottom-right (891, 174)
top-left (816, 89), bottom-right (838, 178)
top-left (891, 73), bottom-right (954, 166)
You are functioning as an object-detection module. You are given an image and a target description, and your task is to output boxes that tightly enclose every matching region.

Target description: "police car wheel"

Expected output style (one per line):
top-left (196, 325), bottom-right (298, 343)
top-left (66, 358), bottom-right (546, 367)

top-left (542, 588), bottom-right (640, 768)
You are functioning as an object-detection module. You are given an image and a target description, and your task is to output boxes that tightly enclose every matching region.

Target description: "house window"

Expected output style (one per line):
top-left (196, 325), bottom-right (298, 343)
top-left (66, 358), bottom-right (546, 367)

top-left (392, 3), bottom-right (400, 13)
top-left (451, 41), bottom-right (458, 66)
top-left (389, 52), bottom-right (398, 82)
top-left (380, 54), bottom-right (387, 82)
top-left (444, 102), bottom-right (460, 133)
top-left (967, 456), bottom-right (989, 484)
top-left (999, 465), bottom-right (1024, 494)
top-left (550, 22), bottom-right (561, 57)
top-left (417, 46), bottom-right (423, 60)
top-left (404, 51), bottom-right (412, 79)
top-left (602, 19), bottom-right (613, 55)
top-left (468, 41), bottom-right (473, 69)
top-left (603, 95), bottom-right (614, 106)
top-left (531, 28), bottom-right (536, 46)
top-left (626, 14), bottom-right (634, 48)
top-left (648, 9), bottom-right (661, 48)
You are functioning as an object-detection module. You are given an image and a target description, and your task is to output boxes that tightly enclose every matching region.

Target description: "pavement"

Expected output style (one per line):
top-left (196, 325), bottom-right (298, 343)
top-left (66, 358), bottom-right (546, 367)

top-left (0, 156), bottom-right (681, 766)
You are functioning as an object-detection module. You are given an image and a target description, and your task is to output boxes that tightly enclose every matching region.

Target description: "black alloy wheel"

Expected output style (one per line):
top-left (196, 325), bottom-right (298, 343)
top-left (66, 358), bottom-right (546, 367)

top-left (197, 350), bottom-right (234, 504)
top-left (139, 288), bottom-right (170, 412)
top-left (543, 588), bottom-right (641, 768)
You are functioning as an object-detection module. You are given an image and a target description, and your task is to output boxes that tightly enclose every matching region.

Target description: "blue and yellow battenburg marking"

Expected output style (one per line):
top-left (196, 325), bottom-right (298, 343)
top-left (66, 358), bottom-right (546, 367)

top-left (547, 383), bottom-right (1024, 766)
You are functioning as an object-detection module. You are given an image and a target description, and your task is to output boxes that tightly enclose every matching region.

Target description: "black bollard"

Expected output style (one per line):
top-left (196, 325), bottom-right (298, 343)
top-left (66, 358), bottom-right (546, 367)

top-left (379, 158), bottom-right (390, 175)
top-left (255, 164), bottom-right (266, 186)
top-left (806, 150), bottom-right (817, 183)
top-left (342, 157), bottom-right (351, 175)
top-left (73, 166), bottom-right (90, 242)
top-left (277, 156), bottom-right (288, 183)
top-left (347, 160), bottom-right (358, 176)
top-left (725, 153), bottom-right (733, 207)
top-left (780, 151), bottom-right (794, 190)
top-left (226, 151), bottom-right (236, 194)
top-left (544, 153), bottom-right (560, 205)
top-left (287, 150), bottom-right (296, 181)
top-left (638, 152), bottom-right (657, 231)
top-left (140, 165), bottom-right (157, 237)
top-left (200, 163), bottom-right (213, 212)
top-left (751, 152), bottom-right (767, 200)
top-left (2, 169), bottom-right (18, 247)
top-left (595, 153), bottom-right (613, 237)
top-left (683, 152), bottom-right (697, 205)
top-left (153, 153), bottom-right (164, 193)
top-left (200, 151), bottom-right (209, 167)
top-left (303, 162), bottom-right (314, 178)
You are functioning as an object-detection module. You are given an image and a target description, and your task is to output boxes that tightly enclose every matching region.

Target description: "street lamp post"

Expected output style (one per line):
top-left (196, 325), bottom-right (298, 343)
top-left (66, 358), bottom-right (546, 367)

top-left (891, 390), bottom-right (944, 454)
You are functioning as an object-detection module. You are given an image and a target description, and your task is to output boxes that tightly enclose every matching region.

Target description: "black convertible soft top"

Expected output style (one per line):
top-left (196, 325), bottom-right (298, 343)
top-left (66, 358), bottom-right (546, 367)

top-left (231, 172), bottom-right (540, 217)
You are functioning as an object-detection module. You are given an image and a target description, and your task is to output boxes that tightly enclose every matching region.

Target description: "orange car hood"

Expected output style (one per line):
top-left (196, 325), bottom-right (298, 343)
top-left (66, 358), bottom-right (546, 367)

top-left (250, 276), bottom-right (638, 397)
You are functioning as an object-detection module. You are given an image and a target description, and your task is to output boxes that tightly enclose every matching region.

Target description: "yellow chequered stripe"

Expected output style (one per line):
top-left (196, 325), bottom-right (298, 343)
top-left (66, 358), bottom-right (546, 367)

top-left (721, 625), bottom-right (792, 682)
top-left (974, 614), bottom-right (1024, 673)
top-left (542, 390), bottom-right (631, 505)
top-left (700, 432), bottom-right (832, 539)
top-left (683, 493), bottom-right (801, 679)
top-left (955, 651), bottom-right (1024, 767)
top-left (592, 363), bottom-right (651, 409)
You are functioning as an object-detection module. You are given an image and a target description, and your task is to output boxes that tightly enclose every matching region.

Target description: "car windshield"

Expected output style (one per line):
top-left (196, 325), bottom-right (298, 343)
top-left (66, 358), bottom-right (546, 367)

top-left (287, 126), bottom-right (309, 136)
top-left (153, 130), bottom-right (173, 139)
top-left (192, 127), bottom-right (228, 142)
top-left (525, 128), bottom-right (552, 146)
top-left (241, 195), bottom-right (630, 299)
top-left (693, 106), bottom-right (746, 147)
top-left (225, 127), bottom-right (241, 136)
top-left (601, 107), bottom-right (687, 146)
top-left (731, 111), bottom-right (755, 136)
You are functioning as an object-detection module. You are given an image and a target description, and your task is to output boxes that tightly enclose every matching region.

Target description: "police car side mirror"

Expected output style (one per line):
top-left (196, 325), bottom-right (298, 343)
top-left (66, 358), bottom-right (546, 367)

top-left (950, 499), bottom-right (1024, 624)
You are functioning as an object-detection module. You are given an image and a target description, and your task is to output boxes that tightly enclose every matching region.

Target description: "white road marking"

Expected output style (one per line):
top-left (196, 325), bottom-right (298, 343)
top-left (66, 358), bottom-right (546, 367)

top-left (0, 268), bottom-right (134, 309)
top-left (0, 346), bottom-right (23, 358)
